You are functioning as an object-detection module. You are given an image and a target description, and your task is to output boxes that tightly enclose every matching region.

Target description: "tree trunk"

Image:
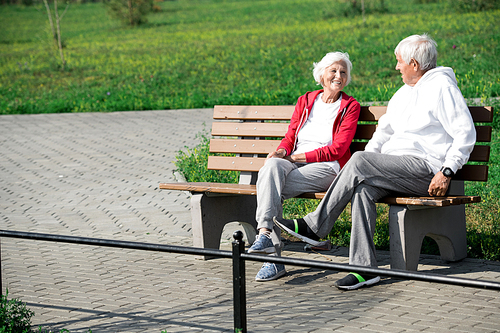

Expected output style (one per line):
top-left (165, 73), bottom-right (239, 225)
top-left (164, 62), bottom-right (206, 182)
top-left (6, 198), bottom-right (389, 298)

top-left (42, 0), bottom-right (57, 45)
top-left (54, 0), bottom-right (66, 70)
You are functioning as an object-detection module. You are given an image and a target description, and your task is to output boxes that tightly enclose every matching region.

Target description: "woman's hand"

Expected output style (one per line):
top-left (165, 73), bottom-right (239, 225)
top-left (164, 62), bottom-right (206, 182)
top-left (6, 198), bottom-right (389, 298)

top-left (267, 148), bottom-right (287, 160)
top-left (284, 153), bottom-right (306, 163)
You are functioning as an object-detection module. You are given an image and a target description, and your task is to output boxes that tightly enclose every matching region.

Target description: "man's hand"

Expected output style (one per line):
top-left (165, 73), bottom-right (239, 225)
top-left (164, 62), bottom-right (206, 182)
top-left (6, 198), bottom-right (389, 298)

top-left (428, 171), bottom-right (451, 196)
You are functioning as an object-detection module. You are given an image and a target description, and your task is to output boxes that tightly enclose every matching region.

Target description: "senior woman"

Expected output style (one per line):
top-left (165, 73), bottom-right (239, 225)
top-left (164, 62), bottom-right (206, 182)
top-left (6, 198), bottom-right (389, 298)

top-left (248, 51), bottom-right (361, 281)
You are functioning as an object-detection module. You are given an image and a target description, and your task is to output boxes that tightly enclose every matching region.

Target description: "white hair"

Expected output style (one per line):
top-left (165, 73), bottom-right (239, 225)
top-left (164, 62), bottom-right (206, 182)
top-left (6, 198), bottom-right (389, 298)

top-left (312, 52), bottom-right (352, 86)
top-left (395, 34), bottom-right (438, 70)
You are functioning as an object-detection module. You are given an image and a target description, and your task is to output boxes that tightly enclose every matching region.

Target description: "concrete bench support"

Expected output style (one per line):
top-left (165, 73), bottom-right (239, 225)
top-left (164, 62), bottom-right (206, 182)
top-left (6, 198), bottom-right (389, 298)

top-left (191, 193), bottom-right (258, 259)
top-left (389, 182), bottom-right (467, 271)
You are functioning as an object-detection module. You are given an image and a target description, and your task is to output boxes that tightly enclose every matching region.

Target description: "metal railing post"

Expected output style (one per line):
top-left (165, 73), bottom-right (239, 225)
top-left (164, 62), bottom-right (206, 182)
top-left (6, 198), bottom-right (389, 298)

top-left (232, 230), bottom-right (247, 333)
top-left (0, 237), bottom-right (2, 297)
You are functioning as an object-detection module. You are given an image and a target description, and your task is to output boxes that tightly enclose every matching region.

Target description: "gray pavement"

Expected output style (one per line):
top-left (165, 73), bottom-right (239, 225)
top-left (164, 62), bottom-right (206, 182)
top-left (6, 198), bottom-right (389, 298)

top-left (1, 109), bottom-right (500, 333)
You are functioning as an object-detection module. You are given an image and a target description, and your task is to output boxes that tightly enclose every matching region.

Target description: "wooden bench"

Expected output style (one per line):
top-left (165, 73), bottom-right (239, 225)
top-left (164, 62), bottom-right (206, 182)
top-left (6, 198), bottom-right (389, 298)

top-left (160, 104), bottom-right (493, 270)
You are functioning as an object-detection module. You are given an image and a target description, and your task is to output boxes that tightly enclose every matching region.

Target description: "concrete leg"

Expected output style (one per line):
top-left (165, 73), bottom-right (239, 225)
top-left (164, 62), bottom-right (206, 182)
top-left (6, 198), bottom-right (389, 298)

top-left (191, 193), bottom-right (258, 259)
top-left (389, 204), bottom-right (467, 271)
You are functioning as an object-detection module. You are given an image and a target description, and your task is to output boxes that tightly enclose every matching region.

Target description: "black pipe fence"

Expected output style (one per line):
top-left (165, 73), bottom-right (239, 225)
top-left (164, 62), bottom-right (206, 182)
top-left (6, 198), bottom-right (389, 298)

top-left (2, 229), bottom-right (500, 333)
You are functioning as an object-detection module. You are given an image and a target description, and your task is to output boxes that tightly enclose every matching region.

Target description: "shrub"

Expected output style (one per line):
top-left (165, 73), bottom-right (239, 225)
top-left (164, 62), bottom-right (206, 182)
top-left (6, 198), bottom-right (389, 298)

top-left (174, 129), bottom-right (500, 260)
top-left (448, 0), bottom-right (500, 12)
top-left (105, 0), bottom-right (154, 26)
top-left (0, 290), bottom-right (34, 333)
top-left (174, 131), bottom-right (239, 184)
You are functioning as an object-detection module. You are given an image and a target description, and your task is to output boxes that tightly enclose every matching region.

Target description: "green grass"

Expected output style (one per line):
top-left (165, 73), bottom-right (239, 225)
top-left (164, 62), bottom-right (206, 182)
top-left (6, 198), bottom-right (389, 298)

top-left (0, 0), bottom-right (499, 114)
top-left (2, 0), bottom-right (499, 259)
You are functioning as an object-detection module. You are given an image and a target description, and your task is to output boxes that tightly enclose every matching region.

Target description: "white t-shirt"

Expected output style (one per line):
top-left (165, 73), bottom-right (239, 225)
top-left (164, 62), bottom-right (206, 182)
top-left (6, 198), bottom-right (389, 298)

top-left (293, 93), bottom-right (341, 173)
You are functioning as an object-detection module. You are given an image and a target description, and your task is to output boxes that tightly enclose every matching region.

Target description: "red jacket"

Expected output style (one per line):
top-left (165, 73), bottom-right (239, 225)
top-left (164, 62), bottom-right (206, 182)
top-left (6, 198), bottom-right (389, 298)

top-left (277, 89), bottom-right (361, 169)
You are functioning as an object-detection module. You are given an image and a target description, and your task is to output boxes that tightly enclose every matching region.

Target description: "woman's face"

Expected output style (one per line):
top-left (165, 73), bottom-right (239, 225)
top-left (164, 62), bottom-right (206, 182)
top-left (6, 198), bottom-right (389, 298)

top-left (322, 61), bottom-right (348, 96)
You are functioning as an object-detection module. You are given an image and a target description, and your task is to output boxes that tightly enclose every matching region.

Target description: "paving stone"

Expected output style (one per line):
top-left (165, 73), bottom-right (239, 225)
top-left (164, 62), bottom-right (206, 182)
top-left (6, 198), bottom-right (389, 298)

top-left (1, 110), bottom-right (500, 332)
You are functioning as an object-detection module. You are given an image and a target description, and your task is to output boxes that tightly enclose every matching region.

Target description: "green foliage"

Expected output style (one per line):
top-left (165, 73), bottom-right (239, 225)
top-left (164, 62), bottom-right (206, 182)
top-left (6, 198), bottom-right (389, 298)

top-left (448, 0), bottom-right (500, 12)
top-left (175, 119), bottom-right (500, 260)
top-left (174, 131), bottom-right (239, 183)
top-left (0, 290), bottom-right (34, 333)
top-left (1, 1), bottom-right (500, 114)
top-left (105, 0), bottom-right (154, 26)
top-left (2, 0), bottom-right (499, 260)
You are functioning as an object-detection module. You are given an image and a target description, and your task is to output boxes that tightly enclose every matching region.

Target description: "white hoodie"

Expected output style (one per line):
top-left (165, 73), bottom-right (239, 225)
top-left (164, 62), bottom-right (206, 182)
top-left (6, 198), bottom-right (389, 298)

top-left (365, 67), bottom-right (476, 174)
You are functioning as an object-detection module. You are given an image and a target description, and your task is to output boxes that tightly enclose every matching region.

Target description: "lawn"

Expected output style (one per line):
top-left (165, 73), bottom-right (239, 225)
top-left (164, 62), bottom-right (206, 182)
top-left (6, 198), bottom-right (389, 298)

top-left (1, 0), bottom-right (499, 259)
top-left (0, 0), bottom-right (499, 113)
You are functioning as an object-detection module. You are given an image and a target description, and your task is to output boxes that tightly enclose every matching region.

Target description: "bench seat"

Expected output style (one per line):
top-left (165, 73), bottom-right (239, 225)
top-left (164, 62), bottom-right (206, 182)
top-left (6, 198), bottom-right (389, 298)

top-left (159, 182), bottom-right (481, 207)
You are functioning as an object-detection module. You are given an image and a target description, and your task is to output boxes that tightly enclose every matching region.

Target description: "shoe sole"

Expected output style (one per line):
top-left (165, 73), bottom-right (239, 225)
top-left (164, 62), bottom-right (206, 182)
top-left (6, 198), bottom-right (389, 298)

top-left (255, 269), bottom-right (286, 282)
top-left (247, 247), bottom-right (276, 254)
top-left (273, 217), bottom-right (321, 246)
top-left (335, 276), bottom-right (381, 290)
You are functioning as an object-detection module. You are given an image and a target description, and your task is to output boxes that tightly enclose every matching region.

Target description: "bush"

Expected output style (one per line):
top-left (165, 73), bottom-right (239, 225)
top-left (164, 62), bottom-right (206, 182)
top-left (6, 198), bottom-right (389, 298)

top-left (448, 0), bottom-right (500, 12)
top-left (174, 131), bottom-right (239, 184)
top-left (174, 130), bottom-right (500, 260)
top-left (0, 290), bottom-right (34, 333)
top-left (105, 0), bottom-right (154, 26)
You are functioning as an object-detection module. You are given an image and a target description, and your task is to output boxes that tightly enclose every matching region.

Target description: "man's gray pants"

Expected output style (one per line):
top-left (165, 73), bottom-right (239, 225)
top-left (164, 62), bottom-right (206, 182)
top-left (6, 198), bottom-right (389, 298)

top-left (304, 151), bottom-right (435, 267)
top-left (256, 158), bottom-right (337, 255)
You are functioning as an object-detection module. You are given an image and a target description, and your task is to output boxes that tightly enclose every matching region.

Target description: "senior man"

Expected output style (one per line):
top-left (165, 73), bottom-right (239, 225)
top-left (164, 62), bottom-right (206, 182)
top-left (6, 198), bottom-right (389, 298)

top-left (274, 34), bottom-right (476, 290)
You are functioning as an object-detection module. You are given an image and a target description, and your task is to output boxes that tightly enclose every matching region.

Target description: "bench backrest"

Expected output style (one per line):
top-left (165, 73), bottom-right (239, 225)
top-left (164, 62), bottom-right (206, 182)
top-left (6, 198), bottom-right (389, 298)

top-left (209, 105), bottom-right (493, 184)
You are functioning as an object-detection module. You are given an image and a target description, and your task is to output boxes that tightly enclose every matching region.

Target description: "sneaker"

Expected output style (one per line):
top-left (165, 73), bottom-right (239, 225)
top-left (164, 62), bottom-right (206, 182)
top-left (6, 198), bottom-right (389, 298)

top-left (255, 262), bottom-right (286, 282)
top-left (333, 273), bottom-right (380, 290)
top-left (273, 216), bottom-right (321, 246)
top-left (248, 233), bottom-right (275, 254)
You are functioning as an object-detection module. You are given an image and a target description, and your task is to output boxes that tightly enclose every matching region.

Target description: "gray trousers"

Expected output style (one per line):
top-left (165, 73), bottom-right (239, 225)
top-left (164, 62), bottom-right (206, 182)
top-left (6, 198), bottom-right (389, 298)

top-left (304, 151), bottom-right (434, 267)
top-left (256, 158), bottom-right (337, 255)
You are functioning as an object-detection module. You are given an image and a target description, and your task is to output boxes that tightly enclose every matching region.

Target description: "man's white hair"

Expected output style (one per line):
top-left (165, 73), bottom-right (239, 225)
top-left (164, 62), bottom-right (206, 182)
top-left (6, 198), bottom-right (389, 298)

top-left (395, 34), bottom-right (437, 70)
top-left (313, 52), bottom-right (352, 86)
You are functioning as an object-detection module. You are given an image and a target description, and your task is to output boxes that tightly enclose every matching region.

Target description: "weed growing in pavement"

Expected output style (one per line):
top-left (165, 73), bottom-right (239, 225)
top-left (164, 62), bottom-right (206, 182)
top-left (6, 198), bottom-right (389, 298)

top-left (0, 289), bottom-right (34, 333)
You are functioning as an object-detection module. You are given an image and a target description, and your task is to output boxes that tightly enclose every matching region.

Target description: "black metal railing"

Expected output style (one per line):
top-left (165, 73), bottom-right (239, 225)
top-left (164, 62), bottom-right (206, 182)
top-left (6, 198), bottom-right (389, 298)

top-left (2, 229), bottom-right (500, 333)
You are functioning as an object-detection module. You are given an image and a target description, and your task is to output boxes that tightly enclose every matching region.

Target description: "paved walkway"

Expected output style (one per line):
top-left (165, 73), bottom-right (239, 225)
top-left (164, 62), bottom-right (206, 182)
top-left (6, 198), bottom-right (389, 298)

top-left (1, 110), bottom-right (500, 333)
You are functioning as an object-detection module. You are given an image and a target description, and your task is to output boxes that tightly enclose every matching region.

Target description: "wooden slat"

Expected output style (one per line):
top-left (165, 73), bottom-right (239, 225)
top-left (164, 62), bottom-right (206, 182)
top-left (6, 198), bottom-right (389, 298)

top-left (469, 106), bottom-right (494, 122)
top-left (469, 145), bottom-right (490, 162)
top-left (381, 195), bottom-right (481, 207)
top-left (355, 124), bottom-right (377, 140)
top-left (209, 139), bottom-right (279, 154)
top-left (349, 141), bottom-right (368, 153)
top-left (208, 156), bottom-right (265, 172)
top-left (211, 122), bottom-right (289, 137)
top-left (476, 126), bottom-right (492, 142)
top-left (359, 106), bottom-right (387, 121)
top-left (214, 105), bottom-right (493, 123)
top-left (455, 165), bottom-right (488, 182)
top-left (159, 182), bottom-right (481, 206)
top-left (159, 182), bottom-right (258, 195)
top-left (213, 105), bottom-right (294, 120)
top-left (207, 156), bottom-right (489, 179)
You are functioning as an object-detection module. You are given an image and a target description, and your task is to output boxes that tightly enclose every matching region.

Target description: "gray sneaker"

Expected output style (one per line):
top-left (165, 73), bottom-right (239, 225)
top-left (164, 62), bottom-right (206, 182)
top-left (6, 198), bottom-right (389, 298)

top-left (255, 262), bottom-right (286, 282)
top-left (248, 233), bottom-right (275, 254)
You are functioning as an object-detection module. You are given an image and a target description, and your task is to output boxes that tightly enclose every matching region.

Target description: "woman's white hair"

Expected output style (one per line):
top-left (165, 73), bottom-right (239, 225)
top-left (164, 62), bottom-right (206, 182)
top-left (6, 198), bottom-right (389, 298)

top-left (313, 52), bottom-right (352, 87)
top-left (395, 34), bottom-right (437, 70)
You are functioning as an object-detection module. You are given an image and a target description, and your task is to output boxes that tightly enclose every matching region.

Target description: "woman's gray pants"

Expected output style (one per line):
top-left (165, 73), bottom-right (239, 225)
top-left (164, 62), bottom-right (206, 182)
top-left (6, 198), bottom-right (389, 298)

top-left (304, 151), bottom-right (435, 267)
top-left (256, 158), bottom-right (337, 255)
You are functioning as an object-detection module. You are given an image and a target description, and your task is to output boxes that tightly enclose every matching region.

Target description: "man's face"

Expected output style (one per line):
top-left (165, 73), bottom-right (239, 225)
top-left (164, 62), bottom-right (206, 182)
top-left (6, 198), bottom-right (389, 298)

top-left (395, 53), bottom-right (420, 86)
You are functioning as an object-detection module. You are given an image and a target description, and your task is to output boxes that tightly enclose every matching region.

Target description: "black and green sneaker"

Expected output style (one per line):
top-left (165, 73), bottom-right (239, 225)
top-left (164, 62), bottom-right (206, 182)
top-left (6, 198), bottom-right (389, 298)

top-left (273, 216), bottom-right (320, 246)
top-left (333, 273), bottom-right (380, 290)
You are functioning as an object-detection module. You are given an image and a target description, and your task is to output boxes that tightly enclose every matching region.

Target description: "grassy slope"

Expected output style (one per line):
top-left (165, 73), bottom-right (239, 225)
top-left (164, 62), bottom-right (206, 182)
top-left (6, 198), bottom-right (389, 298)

top-left (0, 0), bottom-right (499, 113)
top-left (1, 0), bottom-right (499, 256)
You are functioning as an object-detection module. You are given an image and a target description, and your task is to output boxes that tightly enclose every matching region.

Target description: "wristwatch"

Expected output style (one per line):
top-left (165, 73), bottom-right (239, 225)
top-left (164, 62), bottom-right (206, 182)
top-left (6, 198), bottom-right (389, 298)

top-left (440, 167), bottom-right (454, 178)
